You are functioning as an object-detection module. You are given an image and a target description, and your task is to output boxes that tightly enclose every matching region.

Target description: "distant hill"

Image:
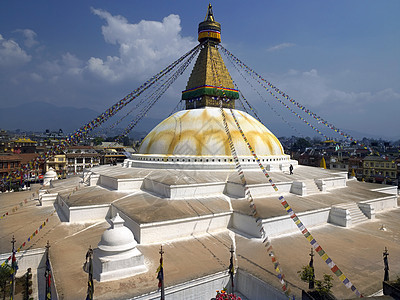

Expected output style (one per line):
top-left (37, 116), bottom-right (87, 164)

top-left (0, 101), bottom-right (162, 136)
top-left (1, 102), bottom-right (398, 141)
top-left (0, 102), bottom-right (99, 133)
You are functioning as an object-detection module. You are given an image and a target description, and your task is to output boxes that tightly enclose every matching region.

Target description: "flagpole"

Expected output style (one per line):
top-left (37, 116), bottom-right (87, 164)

top-left (45, 241), bottom-right (51, 300)
top-left (309, 247), bottom-right (315, 289)
top-left (158, 245), bottom-right (165, 300)
top-left (383, 247), bottom-right (389, 281)
top-left (11, 235), bottom-right (16, 300)
top-left (229, 245), bottom-right (234, 293)
top-left (86, 246), bottom-right (94, 300)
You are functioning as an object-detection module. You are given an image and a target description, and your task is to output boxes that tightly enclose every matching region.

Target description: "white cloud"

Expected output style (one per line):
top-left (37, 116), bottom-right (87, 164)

top-left (87, 8), bottom-right (196, 82)
top-left (0, 33), bottom-right (31, 67)
top-left (15, 29), bottom-right (38, 48)
top-left (267, 43), bottom-right (295, 52)
top-left (262, 68), bottom-right (400, 137)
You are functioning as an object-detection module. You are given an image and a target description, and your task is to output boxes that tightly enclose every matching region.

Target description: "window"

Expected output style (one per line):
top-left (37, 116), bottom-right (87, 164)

top-left (365, 162), bottom-right (369, 167)
top-left (370, 162), bottom-right (374, 167)
top-left (10, 162), bottom-right (14, 168)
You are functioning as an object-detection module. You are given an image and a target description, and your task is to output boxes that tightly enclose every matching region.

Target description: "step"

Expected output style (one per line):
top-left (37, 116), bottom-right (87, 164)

top-left (304, 179), bottom-right (320, 194)
top-left (335, 202), bottom-right (368, 225)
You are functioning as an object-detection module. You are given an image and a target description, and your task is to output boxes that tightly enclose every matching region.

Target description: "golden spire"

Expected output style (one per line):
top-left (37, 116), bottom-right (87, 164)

top-left (182, 4), bottom-right (239, 109)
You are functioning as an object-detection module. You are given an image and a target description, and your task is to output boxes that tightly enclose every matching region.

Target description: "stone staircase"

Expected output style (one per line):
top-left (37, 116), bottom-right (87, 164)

top-left (335, 202), bottom-right (368, 225)
top-left (304, 179), bottom-right (320, 195)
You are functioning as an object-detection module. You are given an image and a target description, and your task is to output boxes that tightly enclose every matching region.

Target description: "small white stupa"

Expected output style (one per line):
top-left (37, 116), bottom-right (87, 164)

top-left (43, 167), bottom-right (58, 186)
top-left (93, 213), bottom-right (147, 282)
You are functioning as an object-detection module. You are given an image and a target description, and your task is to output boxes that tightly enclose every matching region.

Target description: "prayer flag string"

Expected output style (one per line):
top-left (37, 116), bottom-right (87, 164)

top-left (228, 108), bottom-right (363, 298)
top-left (1, 210), bottom-right (56, 267)
top-left (209, 43), bottom-right (294, 298)
top-left (219, 45), bottom-right (371, 152)
top-left (0, 198), bottom-right (32, 220)
top-left (114, 45), bottom-right (201, 143)
top-left (0, 43), bottom-right (203, 186)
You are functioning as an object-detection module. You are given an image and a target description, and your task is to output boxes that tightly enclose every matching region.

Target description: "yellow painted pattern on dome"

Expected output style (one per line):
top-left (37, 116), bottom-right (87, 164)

top-left (139, 107), bottom-right (284, 157)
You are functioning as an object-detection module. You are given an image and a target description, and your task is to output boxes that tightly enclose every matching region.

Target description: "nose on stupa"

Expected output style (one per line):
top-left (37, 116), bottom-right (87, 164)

top-left (133, 4), bottom-right (289, 170)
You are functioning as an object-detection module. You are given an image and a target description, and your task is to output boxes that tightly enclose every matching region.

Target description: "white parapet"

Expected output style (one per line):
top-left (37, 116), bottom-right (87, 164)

top-left (113, 207), bottom-right (232, 244)
top-left (231, 208), bottom-right (331, 238)
top-left (329, 207), bottom-right (351, 227)
top-left (291, 181), bottom-right (306, 196)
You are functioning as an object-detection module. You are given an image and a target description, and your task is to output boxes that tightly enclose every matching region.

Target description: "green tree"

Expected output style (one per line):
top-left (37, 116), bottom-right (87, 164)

top-left (298, 266), bottom-right (334, 299)
top-left (292, 138), bottom-right (312, 151)
top-left (298, 265), bottom-right (315, 286)
top-left (93, 137), bottom-right (104, 146)
top-left (315, 274), bottom-right (333, 295)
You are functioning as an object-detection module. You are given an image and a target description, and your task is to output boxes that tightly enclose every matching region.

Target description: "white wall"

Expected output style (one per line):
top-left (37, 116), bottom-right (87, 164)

top-left (111, 206), bottom-right (231, 244)
top-left (236, 269), bottom-right (289, 300)
top-left (129, 269), bottom-right (288, 300)
top-left (232, 208), bottom-right (331, 238)
top-left (69, 204), bottom-right (110, 223)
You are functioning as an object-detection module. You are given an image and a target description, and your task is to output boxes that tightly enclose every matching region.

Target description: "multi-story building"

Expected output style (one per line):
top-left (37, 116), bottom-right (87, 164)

top-left (45, 154), bottom-right (67, 178)
top-left (363, 156), bottom-right (397, 184)
top-left (348, 156), bottom-right (364, 179)
top-left (0, 153), bottom-right (22, 178)
top-left (0, 153), bottom-right (23, 191)
top-left (95, 142), bottom-right (131, 165)
top-left (65, 146), bottom-right (100, 175)
top-left (12, 137), bottom-right (38, 153)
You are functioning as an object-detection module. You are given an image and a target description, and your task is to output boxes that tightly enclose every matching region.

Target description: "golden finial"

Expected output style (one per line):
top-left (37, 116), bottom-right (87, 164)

top-left (205, 4), bottom-right (215, 22)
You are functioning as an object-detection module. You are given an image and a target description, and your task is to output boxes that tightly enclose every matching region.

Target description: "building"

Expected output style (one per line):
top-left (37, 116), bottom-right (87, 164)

top-left (363, 155), bottom-right (397, 184)
top-left (45, 154), bottom-right (67, 178)
top-left (11, 137), bottom-right (38, 153)
top-left (0, 153), bottom-right (22, 178)
top-left (0, 5), bottom-right (399, 300)
top-left (95, 142), bottom-right (131, 165)
top-left (65, 146), bottom-right (100, 175)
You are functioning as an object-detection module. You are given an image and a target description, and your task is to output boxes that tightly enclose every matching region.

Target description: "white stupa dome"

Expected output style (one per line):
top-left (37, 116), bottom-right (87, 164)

top-left (139, 107), bottom-right (284, 156)
top-left (98, 214), bottom-right (137, 252)
top-left (43, 167), bottom-right (58, 186)
top-left (125, 107), bottom-right (291, 170)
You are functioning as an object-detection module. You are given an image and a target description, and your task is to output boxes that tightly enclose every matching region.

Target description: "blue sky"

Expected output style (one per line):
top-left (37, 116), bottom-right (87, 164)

top-left (0, 0), bottom-right (399, 139)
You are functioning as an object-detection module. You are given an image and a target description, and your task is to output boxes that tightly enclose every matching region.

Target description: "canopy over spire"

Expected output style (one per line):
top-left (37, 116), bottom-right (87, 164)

top-left (198, 4), bottom-right (221, 43)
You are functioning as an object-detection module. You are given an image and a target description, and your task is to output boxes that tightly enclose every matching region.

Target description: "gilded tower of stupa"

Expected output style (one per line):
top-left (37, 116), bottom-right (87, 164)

top-left (182, 4), bottom-right (239, 109)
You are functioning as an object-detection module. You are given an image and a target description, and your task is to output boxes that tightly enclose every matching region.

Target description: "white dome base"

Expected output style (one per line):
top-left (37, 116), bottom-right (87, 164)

top-left (123, 154), bottom-right (294, 171)
top-left (93, 247), bottom-right (147, 282)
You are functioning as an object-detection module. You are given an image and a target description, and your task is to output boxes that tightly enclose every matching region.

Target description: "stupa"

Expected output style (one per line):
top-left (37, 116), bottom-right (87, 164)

top-left (1, 5), bottom-right (398, 300)
top-left (93, 213), bottom-right (146, 282)
top-left (43, 167), bottom-right (58, 186)
top-left (127, 4), bottom-right (293, 172)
